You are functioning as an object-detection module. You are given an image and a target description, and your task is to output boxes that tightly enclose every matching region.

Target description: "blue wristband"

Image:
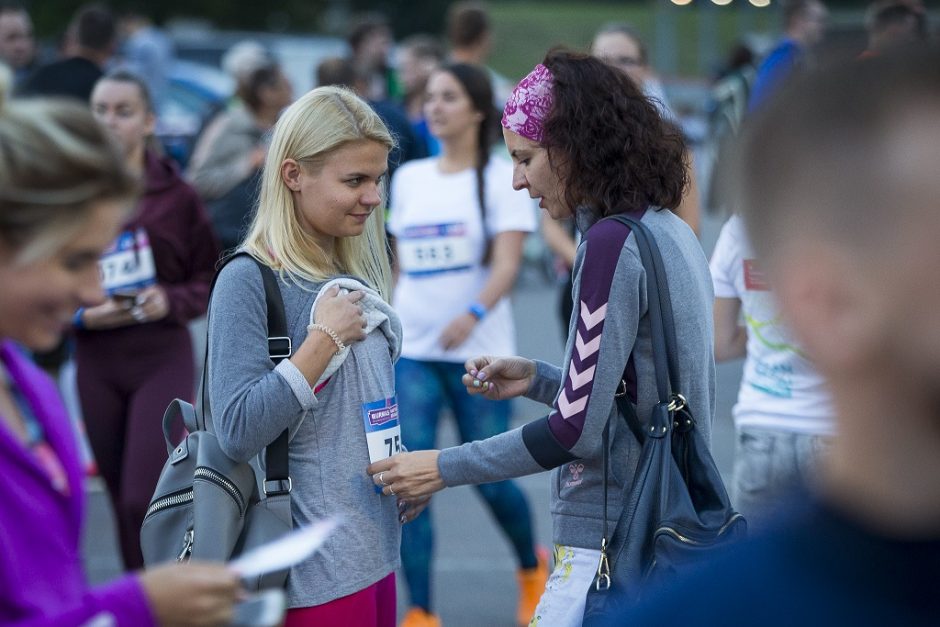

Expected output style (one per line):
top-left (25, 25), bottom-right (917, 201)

top-left (72, 308), bottom-right (85, 330)
top-left (468, 302), bottom-right (487, 321)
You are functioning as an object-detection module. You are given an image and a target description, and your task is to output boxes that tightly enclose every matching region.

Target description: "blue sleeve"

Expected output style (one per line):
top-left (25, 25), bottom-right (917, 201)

top-left (748, 41), bottom-right (802, 112)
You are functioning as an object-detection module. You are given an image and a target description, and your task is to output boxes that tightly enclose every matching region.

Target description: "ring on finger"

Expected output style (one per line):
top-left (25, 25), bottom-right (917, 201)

top-left (388, 485), bottom-right (396, 496)
top-left (378, 472), bottom-right (387, 486)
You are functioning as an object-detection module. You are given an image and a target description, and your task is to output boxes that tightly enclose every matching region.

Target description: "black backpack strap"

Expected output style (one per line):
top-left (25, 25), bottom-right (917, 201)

top-left (254, 262), bottom-right (291, 496)
top-left (607, 214), bottom-right (685, 442)
top-left (202, 252), bottom-right (292, 496)
top-left (597, 213), bottom-right (684, 569)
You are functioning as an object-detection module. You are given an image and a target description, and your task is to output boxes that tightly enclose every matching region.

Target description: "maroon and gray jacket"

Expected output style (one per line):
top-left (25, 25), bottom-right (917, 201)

top-left (437, 206), bottom-right (716, 550)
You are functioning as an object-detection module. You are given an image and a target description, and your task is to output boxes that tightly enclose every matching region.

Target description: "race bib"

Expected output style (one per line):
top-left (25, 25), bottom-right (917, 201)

top-left (361, 396), bottom-right (402, 493)
top-left (99, 228), bottom-right (157, 295)
top-left (397, 223), bottom-right (474, 277)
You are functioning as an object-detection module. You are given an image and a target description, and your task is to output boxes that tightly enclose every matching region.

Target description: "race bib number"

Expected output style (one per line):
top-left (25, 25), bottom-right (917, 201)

top-left (99, 228), bottom-right (157, 294)
top-left (397, 223), bottom-right (474, 277)
top-left (362, 395), bottom-right (402, 475)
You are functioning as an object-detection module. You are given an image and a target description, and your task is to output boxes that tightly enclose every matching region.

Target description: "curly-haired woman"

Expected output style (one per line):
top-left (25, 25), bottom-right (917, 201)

top-left (387, 63), bottom-right (543, 627)
top-left (369, 49), bottom-right (716, 625)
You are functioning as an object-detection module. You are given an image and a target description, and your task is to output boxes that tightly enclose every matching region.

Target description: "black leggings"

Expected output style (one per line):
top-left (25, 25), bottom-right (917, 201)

top-left (77, 325), bottom-right (192, 570)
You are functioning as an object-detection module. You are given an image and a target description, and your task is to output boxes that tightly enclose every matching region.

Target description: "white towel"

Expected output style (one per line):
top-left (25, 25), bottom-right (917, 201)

top-left (308, 277), bottom-right (402, 387)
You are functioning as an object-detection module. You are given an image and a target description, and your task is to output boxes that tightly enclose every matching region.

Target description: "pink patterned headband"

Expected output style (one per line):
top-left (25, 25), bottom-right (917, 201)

top-left (501, 63), bottom-right (554, 143)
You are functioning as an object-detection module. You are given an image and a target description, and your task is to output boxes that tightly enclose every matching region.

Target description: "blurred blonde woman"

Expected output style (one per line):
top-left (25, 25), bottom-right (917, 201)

top-left (206, 86), bottom-right (427, 626)
top-left (0, 67), bottom-right (240, 627)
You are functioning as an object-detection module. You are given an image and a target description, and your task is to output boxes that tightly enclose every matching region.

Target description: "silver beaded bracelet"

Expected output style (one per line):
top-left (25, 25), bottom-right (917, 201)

top-left (308, 323), bottom-right (346, 353)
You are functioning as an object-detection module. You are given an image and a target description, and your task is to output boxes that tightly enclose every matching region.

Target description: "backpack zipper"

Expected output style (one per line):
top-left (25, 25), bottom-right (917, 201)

top-left (144, 488), bottom-right (194, 519)
top-left (177, 528), bottom-right (194, 562)
top-left (654, 513), bottom-right (746, 545)
top-left (641, 513), bottom-right (746, 584)
top-left (194, 466), bottom-right (246, 515)
top-left (144, 468), bottom-right (246, 520)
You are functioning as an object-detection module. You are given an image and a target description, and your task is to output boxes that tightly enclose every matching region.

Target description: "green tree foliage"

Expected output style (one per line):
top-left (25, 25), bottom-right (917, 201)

top-left (27, 0), bottom-right (453, 39)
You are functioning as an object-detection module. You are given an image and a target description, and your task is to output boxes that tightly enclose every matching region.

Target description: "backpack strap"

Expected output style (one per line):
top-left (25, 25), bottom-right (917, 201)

top-left (595, 213), bottom-right (689, 590)
top-left (607, 214), bottom-right (685, 442)
top-left (201, 251), bottom-right (292, 497)
top-left (254, 261), bottom-right (292, 497)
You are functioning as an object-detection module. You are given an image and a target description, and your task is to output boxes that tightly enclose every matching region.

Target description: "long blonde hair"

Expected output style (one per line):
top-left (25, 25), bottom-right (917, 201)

top-left (0, 66), bottom-right (137, 264)
top-left (242, 86), bottom-right (395, 300)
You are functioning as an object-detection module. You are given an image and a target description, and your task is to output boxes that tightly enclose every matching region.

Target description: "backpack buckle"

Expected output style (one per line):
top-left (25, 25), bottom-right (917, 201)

top-left (268, 337), bottom-right (292, 360)
top-left (263, 478), bottom-right (292, 496)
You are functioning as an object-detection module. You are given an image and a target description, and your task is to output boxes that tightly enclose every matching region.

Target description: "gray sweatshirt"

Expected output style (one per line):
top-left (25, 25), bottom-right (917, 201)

top-left (186, 106), bottom-right (264, 201)
top-left (437, 207), bottom-right (716, 551)
top-left (207, 255), bottom-right (401, 608)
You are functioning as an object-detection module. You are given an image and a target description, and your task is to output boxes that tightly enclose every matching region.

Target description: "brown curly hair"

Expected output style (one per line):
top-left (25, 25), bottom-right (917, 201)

top-left (540, 48), bottom-right (688, 218)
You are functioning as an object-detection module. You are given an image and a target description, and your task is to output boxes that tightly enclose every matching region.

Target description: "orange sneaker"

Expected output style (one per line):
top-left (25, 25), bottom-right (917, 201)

top-left (401, 607), bottom-right (441, 627)
top-left (517, 545), bottom-right (550, 625)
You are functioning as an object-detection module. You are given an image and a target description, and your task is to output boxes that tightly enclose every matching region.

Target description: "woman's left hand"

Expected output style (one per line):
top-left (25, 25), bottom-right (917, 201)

top-left (438, 313), bottom-right (477, 351)
top-left (368, 451), bottom-right (445, 499)
top-left (131, 285), bottom-right (170, 323)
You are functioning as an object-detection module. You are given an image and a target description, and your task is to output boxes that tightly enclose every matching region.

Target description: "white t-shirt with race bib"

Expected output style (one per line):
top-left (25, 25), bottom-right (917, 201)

top-left (388, 157), bottom-right (537, 363)
top-left (710, 215), bottom-right (833, 435)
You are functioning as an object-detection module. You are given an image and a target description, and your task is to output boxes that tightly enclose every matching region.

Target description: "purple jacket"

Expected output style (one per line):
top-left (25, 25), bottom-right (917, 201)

top-left (0, 341), bottom-right (155, 626)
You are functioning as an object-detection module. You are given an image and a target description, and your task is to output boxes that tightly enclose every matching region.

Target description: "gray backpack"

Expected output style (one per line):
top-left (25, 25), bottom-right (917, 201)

top-left (140, 254), bottom-right (293, 590)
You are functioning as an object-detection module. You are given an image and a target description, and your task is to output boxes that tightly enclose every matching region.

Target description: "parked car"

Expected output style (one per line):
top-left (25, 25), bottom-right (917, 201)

top-left (170, 28), bottom-right (347, 97)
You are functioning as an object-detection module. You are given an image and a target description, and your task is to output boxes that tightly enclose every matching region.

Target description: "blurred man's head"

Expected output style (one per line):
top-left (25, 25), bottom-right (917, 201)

top-left (316, 56), bottom-right (368, 96)
top-left (591, 23), bottom-right (649, 88)
top-left (347, 14), bottom-right (392, 71)
top-left (784, 0), bottom-right (829, 47)
top-left (221, 40), bottom-right (271, 89)
top-left (738, 46), bottom-right (940, 398)
top-left (866, 1), bottom-right (928, 53)
top-left (0, 3), bottom-right (34, 70)
top-left (447, 2), bottom-right (492, 64)
top-left (72, 4), bottom-right (117, 62)
top-left (398, 35), bottom-right (445, 97)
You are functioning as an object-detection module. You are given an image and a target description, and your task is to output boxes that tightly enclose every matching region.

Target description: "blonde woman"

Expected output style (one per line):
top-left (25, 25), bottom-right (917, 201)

top-left (207, 86), bottom-right (425, 626)
top-left (0, 68), bottom-right (240, 626)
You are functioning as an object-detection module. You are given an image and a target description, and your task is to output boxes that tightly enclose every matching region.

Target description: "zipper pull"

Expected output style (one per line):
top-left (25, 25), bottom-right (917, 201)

top-left (594, 536), bottom-right (611, 591)
top-left (177, 528), bottom-right (194, 562)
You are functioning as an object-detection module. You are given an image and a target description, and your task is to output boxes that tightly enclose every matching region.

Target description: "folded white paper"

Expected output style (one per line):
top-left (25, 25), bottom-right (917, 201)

top-left (230, 517), bottom-right (341, 579)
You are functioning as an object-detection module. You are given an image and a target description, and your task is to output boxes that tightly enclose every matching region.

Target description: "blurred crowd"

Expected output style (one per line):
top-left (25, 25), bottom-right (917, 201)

top-left (0, 0), bottom-right (937, 626)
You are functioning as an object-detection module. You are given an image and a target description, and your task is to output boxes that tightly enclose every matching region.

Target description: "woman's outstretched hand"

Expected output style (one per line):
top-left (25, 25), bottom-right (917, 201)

top-left (461, 355), bottom-right (536, 401)
top-left (368, 451), bottom-right (445, 500)
top-left (139, 562), bottom-right (243, 626)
